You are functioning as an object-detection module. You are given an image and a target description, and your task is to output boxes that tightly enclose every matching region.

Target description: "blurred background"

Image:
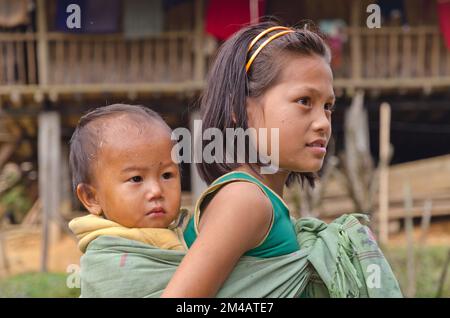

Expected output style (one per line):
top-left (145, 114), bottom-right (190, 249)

top-left (0, 0), bottom-right (449, 297)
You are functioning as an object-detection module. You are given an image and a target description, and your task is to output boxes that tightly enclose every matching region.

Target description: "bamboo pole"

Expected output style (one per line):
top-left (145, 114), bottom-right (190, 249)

top-left (378, 102), bottom-right (391, 244)
top-left (404, 181), bottom-right (416, 298)
top-left (419, 199), bottom-right (432, 247)
top-left (0, 232), bottom-right (9, 274)
top-left (431, 32), bottom-right (440, 77)
top-left (38, 112), bottom-right (61, 272)
top-left (194, 0), bottom-right (205, 81)
top-left (250, 0), bottom-right (259, 24)
top-left (350, 0), bottom-right (362, 81)
top-left (401, 31), bottom-right (412, 78)
top-left (416, 28), bottom-right (426, 77)
top-left (436, 249), bottom-right (450, 298)
top-left (36, 0), bottom-right (49, 86)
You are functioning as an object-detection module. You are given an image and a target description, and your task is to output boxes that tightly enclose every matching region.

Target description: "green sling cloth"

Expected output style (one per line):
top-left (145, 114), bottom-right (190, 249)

top-left (79, 213), bottom-right (403, 298)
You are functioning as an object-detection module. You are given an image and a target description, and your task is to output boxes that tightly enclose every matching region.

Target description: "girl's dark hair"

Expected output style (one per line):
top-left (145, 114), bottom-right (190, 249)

top-left (69, 104), bottom-right (170, 192)
top-left (197, 20), bottom-right (331, 187)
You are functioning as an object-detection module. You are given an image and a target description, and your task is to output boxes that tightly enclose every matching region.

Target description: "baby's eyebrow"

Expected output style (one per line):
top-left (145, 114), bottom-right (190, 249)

top-left (121, 166), bottom-right (149, 173)
top-left (160, 161), bottom-right (178, 168)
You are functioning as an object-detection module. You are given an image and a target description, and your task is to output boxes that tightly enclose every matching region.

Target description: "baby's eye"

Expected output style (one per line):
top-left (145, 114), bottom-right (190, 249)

top-left (129, 176), bottom-right (143, 183)
top-left (297, 97), bottom-right (312, 107)
top-left (162, 172), bottom-right (173, 180)
top-left (325, 103), bottom-right (336, 112)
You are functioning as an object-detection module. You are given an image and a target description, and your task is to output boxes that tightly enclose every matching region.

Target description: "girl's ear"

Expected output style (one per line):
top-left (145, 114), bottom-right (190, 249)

top-left (231, 112), bottom-right (237, 124)
top-left (76, 183), bottom-right (102, 216)
top-left (245, 96), bottom-right (262, 128)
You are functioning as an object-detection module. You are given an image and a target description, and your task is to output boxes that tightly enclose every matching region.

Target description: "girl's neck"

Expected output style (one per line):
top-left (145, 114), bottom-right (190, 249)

top-left (236, 165), bottom-right (289, 197)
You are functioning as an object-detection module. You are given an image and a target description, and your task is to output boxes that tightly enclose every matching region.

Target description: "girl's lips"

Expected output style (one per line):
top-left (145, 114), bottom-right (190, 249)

top-left (306, 145), bottom-right (327, 155)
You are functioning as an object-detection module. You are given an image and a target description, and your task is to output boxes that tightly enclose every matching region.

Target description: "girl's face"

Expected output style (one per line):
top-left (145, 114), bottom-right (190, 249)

top-left (246, 54), bottom-right (334, 173)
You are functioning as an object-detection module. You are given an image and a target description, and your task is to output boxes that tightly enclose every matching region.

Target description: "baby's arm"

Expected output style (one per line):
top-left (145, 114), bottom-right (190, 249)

top-left (161, 181), bottom-right (272, 297)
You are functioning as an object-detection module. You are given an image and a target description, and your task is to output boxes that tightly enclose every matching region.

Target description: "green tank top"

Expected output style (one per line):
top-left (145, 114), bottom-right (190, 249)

top-left (184, 171), bottom-right (300, 258)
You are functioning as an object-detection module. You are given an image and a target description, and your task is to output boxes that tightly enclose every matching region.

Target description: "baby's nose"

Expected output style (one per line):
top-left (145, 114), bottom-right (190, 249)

top-left (145, 182), bottom-right (162, 200)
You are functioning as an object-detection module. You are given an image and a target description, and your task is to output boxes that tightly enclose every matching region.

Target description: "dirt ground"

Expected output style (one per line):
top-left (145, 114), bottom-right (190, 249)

top-left (388, 219), bottom-right (450, 246)
top-left (1, 219), bottom-right (449, 279)
top-left (0, 228), bottom-right (82, 278)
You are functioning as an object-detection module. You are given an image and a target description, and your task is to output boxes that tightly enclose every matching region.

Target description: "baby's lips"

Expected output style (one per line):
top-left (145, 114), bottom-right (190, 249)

top-left (146, 207), bottom-right (166, 215)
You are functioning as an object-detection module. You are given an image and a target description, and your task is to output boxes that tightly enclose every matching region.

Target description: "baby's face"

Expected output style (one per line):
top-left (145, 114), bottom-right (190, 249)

top-left (90, 116), bottom-right (181, 228)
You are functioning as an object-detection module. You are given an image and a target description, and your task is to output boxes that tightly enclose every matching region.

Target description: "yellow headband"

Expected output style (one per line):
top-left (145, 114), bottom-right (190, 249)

top-left (245, 27), bottom-right (294, 73)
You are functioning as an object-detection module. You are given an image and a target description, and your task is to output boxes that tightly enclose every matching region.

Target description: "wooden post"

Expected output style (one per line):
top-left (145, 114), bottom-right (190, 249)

top-left (189, 110), bottom-right (207, 205)
top-left (36, 0), bottom-right (49, 86)
top-left (416, 28), bottom-right (426, 77)
top-left (419, 199), bottom-right (432, 247)
top-left (367, 32), bottom-right (375, 78)
top-left (431, 31), bottom-right (440, 77)
top-left (194, 0), bottom-right (205, 82)
top-left (436, 249), bottom-right (450, 298)
top-left (0, 232), bottom-right (9, 275)
top-left (250, 0), bottom-right (259, 24)
top-left (401, 30), bottom-right (412, 78)
top-left (27, 35), bottom-right (37, 84)
top-left (342, 91), bottom-right (373, 213)
top-left (38, 112), bottom-right (61, 272)
top-left (350, 0), bottom-right (362, 82)
top-left (404, 181), bottom-right (416, 298)
top-left (378, 102), bottom-right (391, 244)
top-left (60, 145), bottom-right (73, 219)
top-left (389, 29), bottom-right (399, 77)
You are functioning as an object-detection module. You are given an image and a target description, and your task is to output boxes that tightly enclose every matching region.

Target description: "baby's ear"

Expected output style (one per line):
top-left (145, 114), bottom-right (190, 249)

top-left (76, 183), bottom-right (102, 216)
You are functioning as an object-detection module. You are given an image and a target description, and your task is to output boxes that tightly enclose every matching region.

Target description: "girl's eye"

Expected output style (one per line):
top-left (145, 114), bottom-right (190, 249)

top-left (129, 176), bottom-right (143, 183)
top-left (162, 172), bottom-right (173, 180)
top-left (325, 103), bottom-right (336, 112)
top-left (297, 97), bottom-right (312, 107)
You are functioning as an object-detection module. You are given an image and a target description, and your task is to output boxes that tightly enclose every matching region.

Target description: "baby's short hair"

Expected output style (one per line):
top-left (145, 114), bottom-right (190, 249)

top-left (69, 104), bottom-right (170, 191)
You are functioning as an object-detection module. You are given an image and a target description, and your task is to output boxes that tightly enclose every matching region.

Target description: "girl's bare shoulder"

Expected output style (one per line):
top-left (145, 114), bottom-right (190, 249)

top-left (199, 180), bottom-right (273, 235)
top-left (214, 180), bottom-right (271, 207)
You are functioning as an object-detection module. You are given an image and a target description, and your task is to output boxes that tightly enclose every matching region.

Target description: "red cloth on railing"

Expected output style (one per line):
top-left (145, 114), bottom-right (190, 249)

top-left (205, 0), bottom-right (266, 40)
top-left (437, 0), bottom-right (450, 50)
top-left (0, 0), bottom-right (29, 28)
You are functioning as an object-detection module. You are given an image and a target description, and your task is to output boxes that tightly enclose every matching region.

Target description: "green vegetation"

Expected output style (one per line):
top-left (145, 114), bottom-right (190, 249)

top-left (0, 272), bottom-right (80, 298)
top-left (0, 185), bottom-right (33, 223)
top-left (383, 245), bottom-right (450, 298)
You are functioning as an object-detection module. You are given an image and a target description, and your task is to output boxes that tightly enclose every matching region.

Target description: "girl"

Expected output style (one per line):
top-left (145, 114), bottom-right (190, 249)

top-left (162, 21), bottom-right (336, 297)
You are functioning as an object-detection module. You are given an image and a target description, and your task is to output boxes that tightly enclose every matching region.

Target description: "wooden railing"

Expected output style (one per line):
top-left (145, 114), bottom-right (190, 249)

top-left (334, 26), bottom-right (450, 89)
top-left (0, 26), bottom-right (450, 93)
top-left (46, 32), bottom-right (196, 85)
top-left (0, 31), bottom-right (207, 95)
top-left (0, 33), bottom-right (38, 86)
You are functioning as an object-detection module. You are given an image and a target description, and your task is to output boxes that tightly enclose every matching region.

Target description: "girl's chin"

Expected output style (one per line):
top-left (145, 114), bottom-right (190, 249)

top-left (285, 160), bottom-right (323, 173)
top-left (309, 161), bottom-right (324, 172)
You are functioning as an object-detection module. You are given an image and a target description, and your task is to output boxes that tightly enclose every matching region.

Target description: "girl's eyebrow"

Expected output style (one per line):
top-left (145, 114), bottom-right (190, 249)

top-left (292, 85), bottom-right (335, 101)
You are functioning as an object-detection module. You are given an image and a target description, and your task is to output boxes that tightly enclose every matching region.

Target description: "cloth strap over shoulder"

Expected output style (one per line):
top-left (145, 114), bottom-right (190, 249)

top-left (80, 213), bottom-right (403, 298)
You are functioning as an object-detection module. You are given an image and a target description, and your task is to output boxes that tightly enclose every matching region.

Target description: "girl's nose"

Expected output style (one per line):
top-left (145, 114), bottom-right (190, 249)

top-left (312, 108), bottom-right (331, 134)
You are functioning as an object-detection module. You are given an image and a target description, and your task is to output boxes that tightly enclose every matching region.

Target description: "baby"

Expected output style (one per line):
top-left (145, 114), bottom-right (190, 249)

top-left (68, 104), bottom-right (187, 252)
